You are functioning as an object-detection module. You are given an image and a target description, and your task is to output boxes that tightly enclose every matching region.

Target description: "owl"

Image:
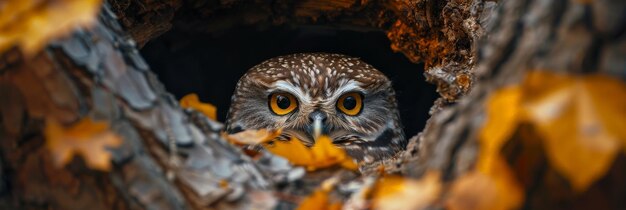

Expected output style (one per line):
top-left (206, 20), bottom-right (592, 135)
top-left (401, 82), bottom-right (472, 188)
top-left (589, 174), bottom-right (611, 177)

top-left (225, 53), bottom-right (405, 162)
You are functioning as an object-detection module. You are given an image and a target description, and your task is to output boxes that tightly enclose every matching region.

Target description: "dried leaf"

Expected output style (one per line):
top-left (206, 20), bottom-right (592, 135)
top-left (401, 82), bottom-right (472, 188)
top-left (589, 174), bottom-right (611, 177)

top-left (180, 93), bottom-right (217, 120)
top-left (297, 188), bottom-right (342, 210)
top-left (371, 171), bottom-right (441, 210)
top-left (44, 117), bottom-right (122, 171)
top-left (226, 129), bottom-right (282, 145)
top-left (264, 136), bottom-right (357, 171)
top-left (479, 85), bottom-right (523, 174)
top-left (523, 72), bottom-right (626, 191)
top-left (479, 71), bottom-right (626, 193)
top-left (447, 159), bottom-right (523, 210)
top-left (0, 0), bottom-right (102, 54)
top-left (470, 82), bottom-right (524, 210)
top-left (225, 129), bottom-right (357, 170)
top-left (297, 177), bottom-right (342, 210)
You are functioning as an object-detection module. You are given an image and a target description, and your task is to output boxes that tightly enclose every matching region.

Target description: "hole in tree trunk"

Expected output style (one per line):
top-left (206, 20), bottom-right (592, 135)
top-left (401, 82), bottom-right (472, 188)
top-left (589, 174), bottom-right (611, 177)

top-left (140, 25), bottom-right (438, 137)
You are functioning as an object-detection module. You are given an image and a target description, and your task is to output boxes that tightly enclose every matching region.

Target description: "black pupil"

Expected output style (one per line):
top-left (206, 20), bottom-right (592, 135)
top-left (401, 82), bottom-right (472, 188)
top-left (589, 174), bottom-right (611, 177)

top-left (343, 96), bottom-right (357, 110)
top-left (276, 95), bottom-right (291, 109)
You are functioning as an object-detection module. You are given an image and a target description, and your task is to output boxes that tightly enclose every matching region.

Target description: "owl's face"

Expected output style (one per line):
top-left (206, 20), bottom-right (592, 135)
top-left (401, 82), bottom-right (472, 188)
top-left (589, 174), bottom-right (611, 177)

top-left (225, 53), bottom-right (405, 161)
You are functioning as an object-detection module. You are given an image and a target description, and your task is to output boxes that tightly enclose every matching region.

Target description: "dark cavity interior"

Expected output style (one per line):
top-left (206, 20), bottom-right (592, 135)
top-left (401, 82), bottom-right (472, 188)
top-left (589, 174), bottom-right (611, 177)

top-left (140, 25), bottom-right (438, 137)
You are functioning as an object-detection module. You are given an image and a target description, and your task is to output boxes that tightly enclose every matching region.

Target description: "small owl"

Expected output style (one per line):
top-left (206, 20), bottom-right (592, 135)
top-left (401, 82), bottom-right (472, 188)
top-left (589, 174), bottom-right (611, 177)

top-left (225, 53), bottom-right (405, 161)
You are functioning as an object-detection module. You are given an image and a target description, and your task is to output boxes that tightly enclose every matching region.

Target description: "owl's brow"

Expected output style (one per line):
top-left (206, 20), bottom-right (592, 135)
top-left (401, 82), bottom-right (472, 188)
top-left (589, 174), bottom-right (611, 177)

top-left (269, 80), bottom-right (312, 104)
top-left (269, 80), bottom-right (366, 106)
top-left (331, 80), bottom-right (365, 99)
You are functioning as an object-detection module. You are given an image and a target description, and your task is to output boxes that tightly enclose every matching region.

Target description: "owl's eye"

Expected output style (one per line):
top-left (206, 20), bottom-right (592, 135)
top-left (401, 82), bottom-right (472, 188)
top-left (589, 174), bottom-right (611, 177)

top-left (269, 93), bottom-right (298, 115)
top-left (337, 92), bottom-right (363, 116)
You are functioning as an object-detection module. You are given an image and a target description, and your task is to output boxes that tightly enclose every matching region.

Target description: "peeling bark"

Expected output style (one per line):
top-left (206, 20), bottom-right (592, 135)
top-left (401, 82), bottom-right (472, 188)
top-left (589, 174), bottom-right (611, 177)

top-left (401, 0), bottom-right (626, 209)
top-left (0, 4), bottom-right (295, 209)
top-left (1, 0), bottom-right (625, 209)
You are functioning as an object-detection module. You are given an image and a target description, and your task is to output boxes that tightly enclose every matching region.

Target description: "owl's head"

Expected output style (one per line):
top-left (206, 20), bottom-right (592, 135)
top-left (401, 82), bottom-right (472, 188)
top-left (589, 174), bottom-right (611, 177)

top-left (225, 53), bottom-right (405, 161)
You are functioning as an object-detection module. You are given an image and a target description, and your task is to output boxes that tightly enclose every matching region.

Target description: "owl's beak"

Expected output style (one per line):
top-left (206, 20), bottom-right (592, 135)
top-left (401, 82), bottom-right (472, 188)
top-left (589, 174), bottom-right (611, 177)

top-left (308, 110), bottom-right (328, 141)
top-left (313, 117), bottom-right (322, 140)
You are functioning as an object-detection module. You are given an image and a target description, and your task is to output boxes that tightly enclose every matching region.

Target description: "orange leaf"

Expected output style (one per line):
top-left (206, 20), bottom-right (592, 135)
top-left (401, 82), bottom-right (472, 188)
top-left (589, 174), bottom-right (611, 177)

top-left (479, 86), bottom-right (522, 173)
top-left (226, 129), bottom-right (282, 145)
top-left (479, 71), bottom-right (626, 192)
top-left (0, 0), bottom-right (102, 55)
top-left (297, 190), bottom-right (334, 210)
top-left (447, 159), bottom-right (523, 210)
top-left (44, 117), bottom-right (122, 171)
top-left (523, 72), bottom-right (626, 191)
top-left (371, 171), bottom-right (441, 210)
top-left (475, 84), bottom-right (524, 210)
top-left (297, 177), bottom-right (343, 210)
top-left (179, 93), bottom-right (217, 120)
top-left (584, 76), bottom-right (626, 148)
top-left (264, 135), bottom-right (357, 171)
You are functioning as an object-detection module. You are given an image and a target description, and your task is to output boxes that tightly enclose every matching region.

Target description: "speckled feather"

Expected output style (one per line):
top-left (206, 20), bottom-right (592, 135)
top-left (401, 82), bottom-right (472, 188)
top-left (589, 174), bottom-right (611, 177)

top-left (226, 53), bottom-right (405, 162)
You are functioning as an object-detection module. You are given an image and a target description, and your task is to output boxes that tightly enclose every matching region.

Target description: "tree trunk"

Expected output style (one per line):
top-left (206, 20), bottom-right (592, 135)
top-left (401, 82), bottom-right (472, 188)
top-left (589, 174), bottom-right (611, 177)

top-left (0, 3), bottom-right (283, 209)
top-left (1, 0), bottom-right (625, 209)
top-left (398, 0), bottom-right (626, 209)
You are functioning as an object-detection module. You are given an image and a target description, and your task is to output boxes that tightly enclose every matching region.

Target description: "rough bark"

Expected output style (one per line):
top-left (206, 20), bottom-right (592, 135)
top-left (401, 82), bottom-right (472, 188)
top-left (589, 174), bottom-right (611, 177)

top-left (0, 3), bottom-right (296, 210)
top-left (397, 0), bottom-right (626, 209)
top-left (1, 0), bottom-right (625, 209)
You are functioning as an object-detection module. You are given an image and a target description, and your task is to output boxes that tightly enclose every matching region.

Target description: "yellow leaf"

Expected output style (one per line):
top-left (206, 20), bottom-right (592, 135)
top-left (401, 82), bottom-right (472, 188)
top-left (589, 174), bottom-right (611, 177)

top-left (226, 129), bottom-right (282, 145)
top-left (264, 135), bottom-right (357, 171)
top-left (460, 75), bottom-right (527, 210)
top-left (479, 71), bottom-right (626, 192)
top-left (523, 72), bottom-right (626, 191)
top-left (583, 75), bottom-right (626, 152)
top-left (297, 177), bottom-right (343, 210)
top-left (474, 83), bottom-right (524, 210)
top-left (371, 171), bottom-right (441, 210)
top-left (297, 189), bottom-right (334, 210)
top-left (447, 159), bottom-right (523, 210)
top-left (0, 0), bottom-right (102, 55)
top-left (478, 86), bottom-right (522, 173)
top-left (44, 117), bottom-right (122, 171)
top-left (179, 93), bottom-right (217, 120)
top-left (297, 189), bottom-right (328, 210)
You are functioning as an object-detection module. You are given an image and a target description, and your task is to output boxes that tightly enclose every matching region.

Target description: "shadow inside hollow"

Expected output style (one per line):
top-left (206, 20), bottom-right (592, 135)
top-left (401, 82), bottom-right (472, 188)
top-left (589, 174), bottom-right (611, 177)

top-left (140, 25), bottom-right (438, 137)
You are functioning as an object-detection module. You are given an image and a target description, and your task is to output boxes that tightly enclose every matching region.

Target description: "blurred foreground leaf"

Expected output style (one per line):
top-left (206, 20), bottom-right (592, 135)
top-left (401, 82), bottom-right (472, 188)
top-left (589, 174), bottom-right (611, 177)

top-left (180, 93), bottom-right (217, 120)
top-left (226, 128), bottom-right (282, 145)
top-left (297, 178), bottom-right (343, 210)
top-left (447, 159), bottom-right (523, 210)
top-left (0, 0), bottom-right (102, 54)
top-left (479, 71), bottom-right (626, 192)
top-left (371, 171), bottom-right (441, 210)
top-left (44, 117), bottom-right (122, 171)
top-left (264, 136), bottom-right (358, 171)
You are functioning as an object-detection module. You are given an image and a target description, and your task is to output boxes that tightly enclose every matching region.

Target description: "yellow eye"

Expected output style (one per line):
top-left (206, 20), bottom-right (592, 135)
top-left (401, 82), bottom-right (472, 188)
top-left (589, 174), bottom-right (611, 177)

top-left (337, 92), bottom-right (363, 116)
top-left (269, 93), bottom-right (298, 115)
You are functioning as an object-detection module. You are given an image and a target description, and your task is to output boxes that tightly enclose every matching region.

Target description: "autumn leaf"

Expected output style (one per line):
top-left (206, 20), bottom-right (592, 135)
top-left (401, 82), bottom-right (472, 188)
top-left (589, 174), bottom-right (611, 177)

top-left (226, 129), bottom-right (282, 145)
top-left (224, 129), bottom-right (357, 170)
top-left (0, 0), bottom-right (102, 55)
top-left (460, 81), bottom-right (524, 210)
top-left (522, 72), bottom-right (626, 191)
top-left (44, 117), bottom-right (122, 171)
top-left (264, 136), bottom-right (358, 171)
top-left (180, 93), bottom-right (217, 120)
top-left (297, 190), bottom-right (337, 210)
top-left (297, 188), bottom-right (342, 210)
top-left (297, 177), bottom-right (343, 210)
top-left (447, 159), bottom-right (523, 210)
top-left (369, 171), bottom-right (441, 210)
top-left (479, 86), bottom-right (523, 173)
top-left (479, 70), bottom-right (626, 192)
top-left (446, 76), bottom-right (524, 210)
